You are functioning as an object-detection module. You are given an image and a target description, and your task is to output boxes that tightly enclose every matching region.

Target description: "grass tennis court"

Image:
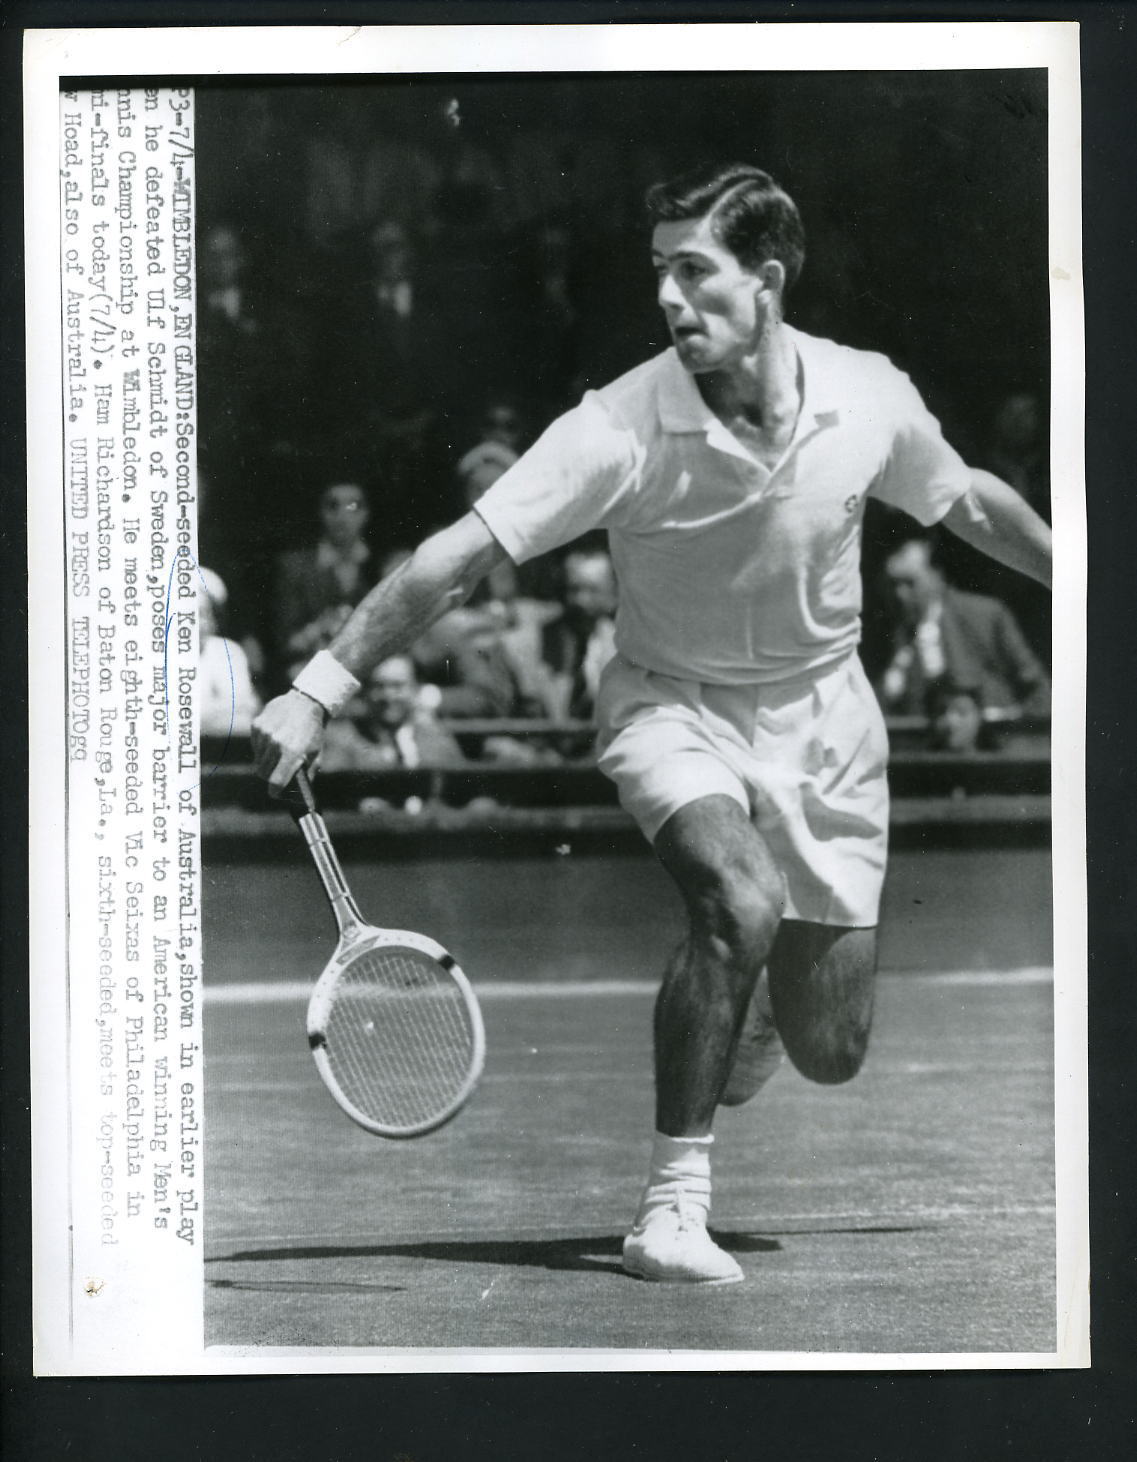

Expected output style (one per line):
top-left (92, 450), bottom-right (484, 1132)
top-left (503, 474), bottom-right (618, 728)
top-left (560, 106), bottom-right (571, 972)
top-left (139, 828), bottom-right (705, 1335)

top-left (203, 845), bottom-right (1055, 1355)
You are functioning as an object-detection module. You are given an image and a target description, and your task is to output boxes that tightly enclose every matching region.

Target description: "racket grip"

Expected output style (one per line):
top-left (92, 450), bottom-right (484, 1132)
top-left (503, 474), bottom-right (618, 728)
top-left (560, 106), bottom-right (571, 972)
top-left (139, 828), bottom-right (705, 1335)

top-left (274, 763), bottom-right (318, 820)
top-left (294, 765), bottom-right (318, 814)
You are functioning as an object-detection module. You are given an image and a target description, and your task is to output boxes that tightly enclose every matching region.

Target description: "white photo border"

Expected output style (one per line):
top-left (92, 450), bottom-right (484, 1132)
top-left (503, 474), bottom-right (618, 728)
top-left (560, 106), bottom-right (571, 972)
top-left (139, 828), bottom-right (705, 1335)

top-left (25, 20), bottom-right (1087, 1375)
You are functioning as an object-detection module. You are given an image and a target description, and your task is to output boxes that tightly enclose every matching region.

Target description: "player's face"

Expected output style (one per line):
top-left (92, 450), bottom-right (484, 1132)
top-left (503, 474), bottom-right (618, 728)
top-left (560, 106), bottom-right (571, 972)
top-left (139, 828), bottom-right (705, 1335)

top-left (483, 405), bottom-right (522, 453)
top-left (369, 658), bottom-right (417, 729)
top-left (320, 485), bottom-right (369, 548)
top-left (203, 225), bottom-right (243, 287)
top-left (933, 695), bottom-right (983, 752)
top-left (565, 557), bottom-right (617, 621)
top-left (885, 546), bottom-right (943, 625)
top-left (651, 215), bottom-right (770, 373)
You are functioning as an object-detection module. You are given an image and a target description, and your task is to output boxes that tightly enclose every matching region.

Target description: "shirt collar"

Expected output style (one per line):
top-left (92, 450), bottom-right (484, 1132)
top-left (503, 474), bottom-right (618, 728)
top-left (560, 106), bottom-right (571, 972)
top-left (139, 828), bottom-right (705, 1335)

top-left (655, 325), bottom-right (842, 438)
top-left (789, 325), bottom-right (842, 431)
top-left (656, 348), bottom-right (718, 433)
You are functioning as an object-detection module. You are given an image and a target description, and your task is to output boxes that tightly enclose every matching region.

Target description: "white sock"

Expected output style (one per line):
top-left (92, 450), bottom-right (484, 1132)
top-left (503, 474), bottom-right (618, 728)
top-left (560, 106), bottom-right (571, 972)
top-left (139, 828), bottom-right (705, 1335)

top-left (634, 1132), bottom-right (714, 1226)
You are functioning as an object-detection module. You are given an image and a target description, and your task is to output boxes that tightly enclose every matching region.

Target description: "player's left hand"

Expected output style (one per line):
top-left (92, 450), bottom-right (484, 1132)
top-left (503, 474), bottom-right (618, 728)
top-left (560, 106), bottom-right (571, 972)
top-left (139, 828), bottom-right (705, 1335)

top-left (251, 689), bottom-right (327, 792)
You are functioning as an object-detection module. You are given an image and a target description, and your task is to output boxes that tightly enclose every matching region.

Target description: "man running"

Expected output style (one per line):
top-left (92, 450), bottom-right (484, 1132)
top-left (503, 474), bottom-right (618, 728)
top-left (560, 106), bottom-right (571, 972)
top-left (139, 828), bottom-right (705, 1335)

top-left (252, 163), bottom-right (1052, 1284)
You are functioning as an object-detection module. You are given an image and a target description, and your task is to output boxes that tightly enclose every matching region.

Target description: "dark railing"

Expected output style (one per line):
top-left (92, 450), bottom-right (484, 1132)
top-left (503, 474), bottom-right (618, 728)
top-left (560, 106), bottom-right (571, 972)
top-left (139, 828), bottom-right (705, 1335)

top-left (202, 713), bottom-right (1050, 786)
top-left (198, 714), bottom-right (1051, 855)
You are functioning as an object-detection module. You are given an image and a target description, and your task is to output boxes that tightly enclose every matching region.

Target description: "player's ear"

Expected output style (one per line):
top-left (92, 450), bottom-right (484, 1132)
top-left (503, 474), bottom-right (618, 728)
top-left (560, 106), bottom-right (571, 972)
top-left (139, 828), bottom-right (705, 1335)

top-left (757, 258), bottom-right (785, 301)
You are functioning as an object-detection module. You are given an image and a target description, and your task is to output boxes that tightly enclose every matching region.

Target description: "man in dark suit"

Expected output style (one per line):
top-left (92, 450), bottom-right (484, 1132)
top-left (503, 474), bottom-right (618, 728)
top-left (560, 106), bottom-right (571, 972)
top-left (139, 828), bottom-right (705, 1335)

top-left (541, 546), bottom-right (619, 721)
top-left (320, 654), bottom-right (464, 772)
top-left (274, 482), bottom-right (377, 687)
top-left (877, 536), bottom-right (1050, 716)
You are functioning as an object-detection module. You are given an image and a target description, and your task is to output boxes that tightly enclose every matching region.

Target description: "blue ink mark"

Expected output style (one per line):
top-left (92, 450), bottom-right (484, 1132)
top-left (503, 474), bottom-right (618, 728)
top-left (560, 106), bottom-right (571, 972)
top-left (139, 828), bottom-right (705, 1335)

top-left (208, 619), bottom-right (238, 780)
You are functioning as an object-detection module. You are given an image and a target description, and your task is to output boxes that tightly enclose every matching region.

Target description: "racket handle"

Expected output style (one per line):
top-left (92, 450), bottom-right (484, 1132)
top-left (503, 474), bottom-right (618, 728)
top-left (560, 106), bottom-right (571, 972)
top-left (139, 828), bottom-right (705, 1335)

top-left (299, 814), bottom-right (364, 935)
top-left (294, 764), bottom-right (318, 815)
top-left (287, 772), bottom-right (366, 937)
top-left (275, 763), bottom-right (318, 822)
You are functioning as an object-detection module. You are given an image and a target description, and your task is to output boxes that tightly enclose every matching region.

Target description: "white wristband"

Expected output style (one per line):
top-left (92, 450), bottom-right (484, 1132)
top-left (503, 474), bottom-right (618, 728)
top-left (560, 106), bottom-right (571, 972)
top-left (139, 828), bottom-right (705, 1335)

top-left (292, 649), bottom-right (362, 717)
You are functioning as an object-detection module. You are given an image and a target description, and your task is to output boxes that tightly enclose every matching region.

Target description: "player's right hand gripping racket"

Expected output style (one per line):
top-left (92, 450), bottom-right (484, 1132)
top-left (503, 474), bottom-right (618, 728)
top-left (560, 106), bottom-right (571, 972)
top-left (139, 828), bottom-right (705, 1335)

top-left (286, 767), bottom-right (485, 1138)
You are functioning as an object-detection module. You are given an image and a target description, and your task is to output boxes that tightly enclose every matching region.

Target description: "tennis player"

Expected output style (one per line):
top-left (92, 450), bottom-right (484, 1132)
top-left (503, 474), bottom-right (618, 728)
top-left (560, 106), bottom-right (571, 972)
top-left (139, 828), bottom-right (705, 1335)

top-left (252, 164), bottom-right (1052, 1284)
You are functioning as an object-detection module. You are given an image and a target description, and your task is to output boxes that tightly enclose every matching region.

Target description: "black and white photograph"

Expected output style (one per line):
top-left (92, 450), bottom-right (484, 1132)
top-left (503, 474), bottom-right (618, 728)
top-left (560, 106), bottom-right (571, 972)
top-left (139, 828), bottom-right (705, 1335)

top-left (25, 21), bottom-right (1087, 1374)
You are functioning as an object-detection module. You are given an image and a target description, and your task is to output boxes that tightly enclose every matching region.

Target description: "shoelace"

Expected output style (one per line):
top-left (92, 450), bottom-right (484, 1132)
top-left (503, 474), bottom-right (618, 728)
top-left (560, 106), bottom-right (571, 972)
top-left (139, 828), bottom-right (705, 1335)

top-left (673, 1195), bottom-right (709, 1232)
top-left (634, 1190), bottom-right (710, 1233)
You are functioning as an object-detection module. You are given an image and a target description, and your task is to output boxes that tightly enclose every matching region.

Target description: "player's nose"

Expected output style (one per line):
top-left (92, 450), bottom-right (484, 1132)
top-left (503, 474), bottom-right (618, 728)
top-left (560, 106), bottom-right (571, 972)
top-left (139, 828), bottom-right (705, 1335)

top-left (657, 272), bottom-right (685, 313)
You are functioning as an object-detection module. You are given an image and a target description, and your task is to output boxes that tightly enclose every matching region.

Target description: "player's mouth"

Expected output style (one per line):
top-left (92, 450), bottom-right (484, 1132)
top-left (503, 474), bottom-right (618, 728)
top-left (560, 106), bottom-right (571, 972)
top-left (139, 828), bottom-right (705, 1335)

top-left (672, 326), bottom-right (705, 349)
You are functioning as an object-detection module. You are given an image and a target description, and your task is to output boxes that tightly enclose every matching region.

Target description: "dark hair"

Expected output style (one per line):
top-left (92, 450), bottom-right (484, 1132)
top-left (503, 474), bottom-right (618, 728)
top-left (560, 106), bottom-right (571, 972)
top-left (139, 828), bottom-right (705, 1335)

top-left (884, 533), bottom-right (944, 572)
top-left (645, 163), bottom-right (806, 292)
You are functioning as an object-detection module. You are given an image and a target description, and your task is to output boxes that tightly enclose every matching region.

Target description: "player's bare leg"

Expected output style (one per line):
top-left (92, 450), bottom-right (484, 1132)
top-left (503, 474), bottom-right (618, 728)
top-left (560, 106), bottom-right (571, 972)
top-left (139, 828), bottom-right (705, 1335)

top-left (652, 796), bottom-right (786, 1134)
top-left (719, 924), bottom-right (876, 1103)
top-left (719, 966), bottom-right (784, 1107)
top-left (767, 921), bottom-right (877, 1085)
top-left (623, 795), bottom-right (783, 1283)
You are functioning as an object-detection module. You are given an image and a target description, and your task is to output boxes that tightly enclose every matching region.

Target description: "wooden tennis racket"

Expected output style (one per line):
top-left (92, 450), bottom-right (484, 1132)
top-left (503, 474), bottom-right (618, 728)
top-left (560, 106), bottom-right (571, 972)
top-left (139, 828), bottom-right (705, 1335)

top-left (286, 767), bottom-right (485, 1138)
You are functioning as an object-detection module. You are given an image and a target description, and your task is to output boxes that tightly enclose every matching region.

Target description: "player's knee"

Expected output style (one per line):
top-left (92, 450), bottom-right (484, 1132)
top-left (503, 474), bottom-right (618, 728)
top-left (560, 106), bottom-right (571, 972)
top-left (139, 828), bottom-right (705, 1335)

top-left (787, 1023), bottom-right (869, 1086)
top-left (689, 857), bottom-right (784, 969)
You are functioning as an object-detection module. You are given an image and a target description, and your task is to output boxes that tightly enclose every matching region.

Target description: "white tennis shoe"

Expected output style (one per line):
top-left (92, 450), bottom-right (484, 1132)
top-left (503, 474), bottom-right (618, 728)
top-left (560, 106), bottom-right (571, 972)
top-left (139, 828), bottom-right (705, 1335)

top-left (720, 977), bottom-right (784, 1107)
top-left (622, 1197), bottom-right (744, 1284)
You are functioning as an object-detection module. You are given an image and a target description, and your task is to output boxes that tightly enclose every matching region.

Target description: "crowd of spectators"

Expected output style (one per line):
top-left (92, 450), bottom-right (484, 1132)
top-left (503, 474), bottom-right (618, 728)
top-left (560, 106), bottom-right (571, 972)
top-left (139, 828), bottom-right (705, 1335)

top-left (193, 181), bottom-right (1052, 781)
top-left (198, 502), bottom-right (1049, 780)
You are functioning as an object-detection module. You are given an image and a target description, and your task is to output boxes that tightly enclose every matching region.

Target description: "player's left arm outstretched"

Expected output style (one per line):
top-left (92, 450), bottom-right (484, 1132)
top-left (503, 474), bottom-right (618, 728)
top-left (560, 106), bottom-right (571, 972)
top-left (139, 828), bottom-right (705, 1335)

top-left (941, 468), bottom-right (1052, 588)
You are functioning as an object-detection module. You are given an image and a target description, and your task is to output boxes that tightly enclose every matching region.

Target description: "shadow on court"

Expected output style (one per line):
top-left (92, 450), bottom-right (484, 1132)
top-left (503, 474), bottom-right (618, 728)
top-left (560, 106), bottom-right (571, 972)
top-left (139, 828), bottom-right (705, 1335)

top-left (210, 1278), bottom-right (409, 1295)
top-left (210, 1233), bottom-right (781, 1276)
top-left (208, 1223), bottom-right (933, 1272)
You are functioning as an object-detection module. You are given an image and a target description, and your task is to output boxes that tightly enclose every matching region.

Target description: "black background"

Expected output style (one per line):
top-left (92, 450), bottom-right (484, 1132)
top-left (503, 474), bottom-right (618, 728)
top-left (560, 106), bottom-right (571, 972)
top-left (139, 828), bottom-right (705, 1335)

top-left (2, 3), bottom-right (1134, 1458)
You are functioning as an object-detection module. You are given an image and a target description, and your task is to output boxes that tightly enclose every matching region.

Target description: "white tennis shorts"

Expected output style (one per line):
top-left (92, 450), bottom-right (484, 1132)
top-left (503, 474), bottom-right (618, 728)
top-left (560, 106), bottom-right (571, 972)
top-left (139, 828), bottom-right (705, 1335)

top-left (596, 653), bottom-right (890, 928)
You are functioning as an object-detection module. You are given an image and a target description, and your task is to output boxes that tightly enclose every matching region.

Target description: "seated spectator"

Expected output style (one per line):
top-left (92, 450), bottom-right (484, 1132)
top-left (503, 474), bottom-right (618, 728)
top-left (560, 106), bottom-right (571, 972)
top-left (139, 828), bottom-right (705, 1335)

top-left (456, 438), bottom-right (520, 509)
top-left (455, 399), bottom-right (560, 604)
top-left (541, 547), bottom-right (619, 721)
top-left (197, 567), bottom-right (262, 739)
top-left (452, 430), bottom-right (563, 721)
top-left (477, 398), bottom-right (525, 457)
top-left (321, 654), bottom-right (465, 772)
top-left (876, 536), bottom-right (1050, 718)
top-left (479, 558), bottom-right (562, 716)
top-left (396, 450), bottom-right (560, 733)
top-left (378, 547), bottom-right (508, 717)
top-left (382, 539), bottom-right (559, 763)
top-left (412, 600), bottom-right (533, 721)
top-left (463, 572), bottom-right (564, 767)
top-left (274, 482), bottom-right (376, 685)
top-left (926, 679), bottom-right (989, 754)
top-left (456, 399), bottom-right (525, 501)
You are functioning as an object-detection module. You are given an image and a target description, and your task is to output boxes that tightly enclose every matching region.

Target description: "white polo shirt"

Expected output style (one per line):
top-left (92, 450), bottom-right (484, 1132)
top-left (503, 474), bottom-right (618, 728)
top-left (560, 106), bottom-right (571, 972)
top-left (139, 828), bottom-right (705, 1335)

top-left (475, 326), bottom-right (972, 686)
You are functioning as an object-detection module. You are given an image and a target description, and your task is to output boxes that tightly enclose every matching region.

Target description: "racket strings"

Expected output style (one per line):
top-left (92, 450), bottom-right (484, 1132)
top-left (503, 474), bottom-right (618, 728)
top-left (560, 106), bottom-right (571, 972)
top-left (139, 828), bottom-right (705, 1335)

top-left (321, 945), bottom-right (477, 1131)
